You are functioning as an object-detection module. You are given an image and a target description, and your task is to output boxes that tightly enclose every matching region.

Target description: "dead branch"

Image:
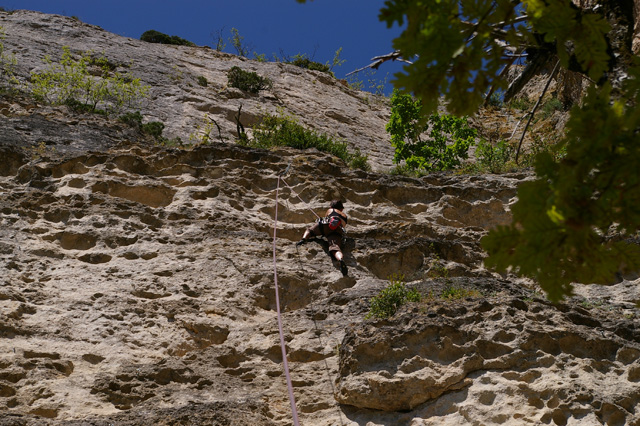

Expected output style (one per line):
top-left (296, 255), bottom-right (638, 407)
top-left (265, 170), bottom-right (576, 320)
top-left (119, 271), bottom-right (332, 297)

top-left (235, 104), bottom-right (247, 142)
top-left (345, 51), bottom-right (412, 77)
top-left (514, 59), bottom-right (561, 163)
top-left (209, 115), bottom-right (226, 144)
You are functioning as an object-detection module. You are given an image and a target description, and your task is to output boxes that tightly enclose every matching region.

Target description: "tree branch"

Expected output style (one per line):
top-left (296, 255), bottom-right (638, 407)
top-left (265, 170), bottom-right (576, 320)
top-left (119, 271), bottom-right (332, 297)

top-left (346, 51), bottom-right (413, 77)
top-left (514, 59), bottom-right (561, 164)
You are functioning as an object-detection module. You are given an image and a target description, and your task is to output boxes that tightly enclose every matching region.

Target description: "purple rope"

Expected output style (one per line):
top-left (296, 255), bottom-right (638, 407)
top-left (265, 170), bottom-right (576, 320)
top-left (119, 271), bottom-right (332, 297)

top-left (273, 175), bottom-right (301, 426)
top-left (281, 177), bottom-right (321, 221)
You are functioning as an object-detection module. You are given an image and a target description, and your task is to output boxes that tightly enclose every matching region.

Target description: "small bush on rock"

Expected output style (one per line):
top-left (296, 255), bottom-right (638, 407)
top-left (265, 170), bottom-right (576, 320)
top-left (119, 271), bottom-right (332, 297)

top-left (366, 274), bottom-right (421, 319)
top-left (30, 46), bottom-right (149, 114)
top-left (387, 90), bottom-right (476, 172)
top-left (227, 66), bottom-right (272, 94)
top-left (141, 121), bottom-right (165, 140)
top-left (140, 30), bottom-right (195, 47)
top-left (441, 285), bottom-right (481, 300)
top-left (287, 53), bottom-right (331, 74)
top-left (0, 26), bottom-right (18, 90)
top-left (240, 111), bottom-right (370, 171)
top-left (473, 139), bottom-right (515, 173)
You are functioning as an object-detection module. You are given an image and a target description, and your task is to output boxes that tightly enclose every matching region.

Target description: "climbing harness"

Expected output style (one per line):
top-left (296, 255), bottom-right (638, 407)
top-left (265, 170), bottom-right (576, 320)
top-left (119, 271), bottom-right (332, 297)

top-left (272, 167), bottom-right (300, 426)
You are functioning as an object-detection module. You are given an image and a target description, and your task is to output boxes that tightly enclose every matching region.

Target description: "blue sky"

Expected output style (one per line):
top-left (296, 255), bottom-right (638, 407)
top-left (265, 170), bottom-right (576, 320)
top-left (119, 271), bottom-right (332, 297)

top-left (7, 0), bottom-right (405, 94)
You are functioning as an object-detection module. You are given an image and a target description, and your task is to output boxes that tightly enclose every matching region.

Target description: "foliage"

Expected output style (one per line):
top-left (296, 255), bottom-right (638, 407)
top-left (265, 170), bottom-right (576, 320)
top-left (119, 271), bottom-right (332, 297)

top-left (487, 92), bottom-right (504, 108)
top-left (30, 46), bottom-right (149, 114)
top-left (189, 114), bottom-right (226, 145)
top-left (118, 111), bottom-right (180, 146)
top-left (0, 26), bottom-right (18, 88)
top-left (519, 133), bottom-right (565, 168)
top-left (140, 30), bottom-right (195, 47)
top-left (508, 97), bottom-right (535, 112)
top-left (287, 53), bottom-right (331, 74)
top-left (211, 27), bottom-right (226, 51)
top-left (118, 111), bottom-right (143, 127)
top-left (197, 75), bottom-right (208, 87)
top-left (538, 97), bottom-right (564, 120)
top-left (366, 274), bottom-right (421, 319)
top-left (239, 111), bottom-right (370, 171)
top-left (387, 90), bottom-right (476, 172)
top-left (374, 0), bottom-right (611, 117)
top-left (347, 69), bottom-right (389, 96)
top-left (482, 80), bottom-right (640, 301)
top-left (329, 47), bottom-right (346, 71)
top-left (281, 48), bottom-right (344, 76)
top-left (141, 121), bottom-right (165, 140)
top-left (300, 0), bottom-right (640, 300)
top-left (27, 141), bottom-right (56, 161)
top-left (474, 139), bottom-right (515, 173)
top-left (227, 66), bottom-right (272, 94)
top-left (441, 285), bottom-right (481, 300)
top-left (229, 27), bottom-right (251, 57)
top-left (253, 53), bottom-right (267, 62)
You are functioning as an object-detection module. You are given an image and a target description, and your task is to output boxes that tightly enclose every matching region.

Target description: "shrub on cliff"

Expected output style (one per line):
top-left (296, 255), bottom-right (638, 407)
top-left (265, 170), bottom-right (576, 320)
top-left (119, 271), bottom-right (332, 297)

top-left (0, 26), bottom-right (18, 90)
top-left (287, 53), bottom-right (331, 74)
top-left (240, 111), bottom-right (370, 171)
top-left (30, 46), bottom-right (149, 114)
top-left (140, 30), bottom-right (195, 47)
top-left (366, 274), bottom-right (420, 319)
top-left (227, 66), bottom-right (272, 94)
top-left (386, 90), bottom-right (475, 172)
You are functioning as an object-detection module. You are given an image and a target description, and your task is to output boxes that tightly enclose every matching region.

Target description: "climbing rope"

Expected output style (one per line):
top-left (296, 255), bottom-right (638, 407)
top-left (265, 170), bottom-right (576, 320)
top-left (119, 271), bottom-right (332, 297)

top-left (281, 176), bottom-right (321, 221)
top-left (273, 173), bottom-right (301, 426)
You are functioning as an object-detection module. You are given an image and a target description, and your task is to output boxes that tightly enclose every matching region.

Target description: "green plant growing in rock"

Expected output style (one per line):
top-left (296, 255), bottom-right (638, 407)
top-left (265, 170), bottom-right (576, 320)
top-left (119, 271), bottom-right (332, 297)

top-left (386, 90), bottom-right (476, 172)
top-left (118, 111), bottom-right (183, 147)
top-left (189, 114), bottom-right (226, 145)
top-left (538, 97), bottom-right (564, 120)
top-left (473, 139), bottom-right (516, 174)
top-left (427, 244), bottom-right (449, 279)
top-left (288, 53), bottom-right (331, 74)
top-left (240, 110), bottom-right (370, 171)
top-left (141, 121), bottom-right (165, 140)
top-left (227, 66), bottom-right (272, 94)
top-left (347, 69), bottom-right (389, 96)
top-left (366, 274), bottom-right (421, 319)
top-left (441, 285), bottom-right (481, 301)
top-left (170, 65), bottom-right (184, 82)
top-left (508, 97), bottom-right (534, 112)
top-left (284, 48), bottom-right (345, 76)
top-left (211, 27), bottom-right (227, 51)
top-left (140, 30), bottom-right (195, 47)
top-left (28, 141), bottom-right (56, 161)
top-left (30, 46), bottom-right (149, 114)
top-left (519, 133), bottom-right (565, 168)
top-left (229, 27), bottom-right (251, 57)
top-left (0, 26), bottom-right (18, 90)
top-left (197, 76), bottom-right (208, 87)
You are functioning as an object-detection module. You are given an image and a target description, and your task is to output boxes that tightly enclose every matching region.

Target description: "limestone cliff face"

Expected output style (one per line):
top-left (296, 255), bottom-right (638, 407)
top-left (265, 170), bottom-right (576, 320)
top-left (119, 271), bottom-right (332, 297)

top-left (1, 10), bottom-right (640, 426)
top-left (0, 10), bottom-right (394, 171)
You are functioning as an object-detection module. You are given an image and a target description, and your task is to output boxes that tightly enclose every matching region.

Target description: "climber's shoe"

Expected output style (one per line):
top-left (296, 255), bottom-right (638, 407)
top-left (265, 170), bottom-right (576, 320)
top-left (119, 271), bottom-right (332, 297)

top-left (340, 260), bottom-right (348, 277)
top-left (296, 239), bottom-right (306, 247)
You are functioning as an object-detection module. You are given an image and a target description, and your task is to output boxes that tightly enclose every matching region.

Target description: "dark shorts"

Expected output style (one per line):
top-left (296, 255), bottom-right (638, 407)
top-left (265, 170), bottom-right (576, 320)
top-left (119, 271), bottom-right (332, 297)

top-left (307, 222), bottom-right (343, 254)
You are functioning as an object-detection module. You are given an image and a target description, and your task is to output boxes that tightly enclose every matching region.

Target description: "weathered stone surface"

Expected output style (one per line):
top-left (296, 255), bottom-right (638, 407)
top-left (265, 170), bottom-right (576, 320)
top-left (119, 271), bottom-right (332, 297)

top-left (0, 9), bottom-right (395, 170)
top-left (0, 9), bottom-right (639, 426)
top-left (336, 292), bottom-right (640, 422)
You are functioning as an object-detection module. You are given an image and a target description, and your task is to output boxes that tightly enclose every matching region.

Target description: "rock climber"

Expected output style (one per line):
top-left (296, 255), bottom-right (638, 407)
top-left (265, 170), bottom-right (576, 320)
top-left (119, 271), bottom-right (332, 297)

top-left (296, 199), bottom-right (349, 276)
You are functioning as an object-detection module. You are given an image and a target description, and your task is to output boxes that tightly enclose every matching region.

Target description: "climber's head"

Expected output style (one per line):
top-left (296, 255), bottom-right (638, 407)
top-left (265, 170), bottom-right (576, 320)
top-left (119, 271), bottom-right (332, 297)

top-left (330, 199), bottom-right (344, 210)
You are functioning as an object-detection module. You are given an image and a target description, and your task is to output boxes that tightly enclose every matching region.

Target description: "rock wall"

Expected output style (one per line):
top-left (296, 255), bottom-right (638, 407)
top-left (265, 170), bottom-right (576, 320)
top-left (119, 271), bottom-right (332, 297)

top-left (1, 9), bottom-right (640, 426)
top-left (0, 10), bottom-right (394, 171)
